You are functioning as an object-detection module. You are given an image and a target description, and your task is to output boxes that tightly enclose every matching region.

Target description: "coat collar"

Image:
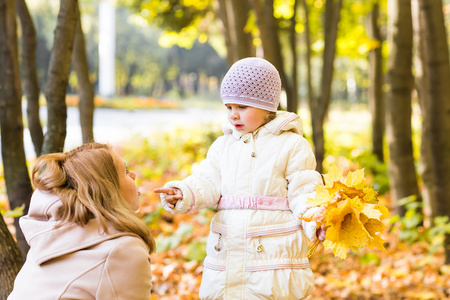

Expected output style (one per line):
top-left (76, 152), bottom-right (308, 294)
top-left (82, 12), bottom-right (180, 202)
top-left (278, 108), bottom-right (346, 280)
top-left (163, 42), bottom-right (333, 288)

top-left (222, 111), bottom-right (304, 140)
top-left (20, 190), bottom-right (131, 265)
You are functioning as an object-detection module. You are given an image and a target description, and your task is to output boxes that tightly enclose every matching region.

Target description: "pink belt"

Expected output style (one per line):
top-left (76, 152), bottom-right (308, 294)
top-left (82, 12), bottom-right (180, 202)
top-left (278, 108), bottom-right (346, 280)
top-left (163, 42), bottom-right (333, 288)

top-left (217, 195), bottom-right (290, 211)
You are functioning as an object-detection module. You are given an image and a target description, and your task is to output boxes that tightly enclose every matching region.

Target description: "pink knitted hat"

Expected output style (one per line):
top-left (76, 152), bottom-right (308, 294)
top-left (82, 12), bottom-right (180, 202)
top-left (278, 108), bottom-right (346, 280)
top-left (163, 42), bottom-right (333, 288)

top-left (220, 57), bottom-right (281, 112)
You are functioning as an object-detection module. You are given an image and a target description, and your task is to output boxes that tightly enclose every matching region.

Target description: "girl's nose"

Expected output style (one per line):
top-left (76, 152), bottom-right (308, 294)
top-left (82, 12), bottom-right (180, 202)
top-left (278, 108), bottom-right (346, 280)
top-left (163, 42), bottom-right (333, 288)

top-left (231, 111), bottom-right (239, 120)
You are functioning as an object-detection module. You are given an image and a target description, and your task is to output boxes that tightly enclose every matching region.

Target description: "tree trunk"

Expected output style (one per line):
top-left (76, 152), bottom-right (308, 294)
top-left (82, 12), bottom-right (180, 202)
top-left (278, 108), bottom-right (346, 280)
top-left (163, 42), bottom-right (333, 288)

top-left (367, 2), bottom-right (385, 162)
top-left (15, 0), bottom-right (43, 156)
top-left (311, 0), bottom-right (343, 173)
top-left (417, 0), bottom-right (450, 264)
top-left (0, 213), bottom-right (23, 299)
top-left (72, 3), bottom-right (94, 144)
top-left (251, 0), bottom-right (296, 112)
top-left (302, 0), bottom-right (313, 114)
top-left (42, 0), bottom-right (78, 154)
top-left (216, 0), bottom-right (235, 66)
top-left (217, 0), bottom-right (254, 65)
top-left (287, 0), bottom-right (299, 113)
top-left (0, 0), bottom-right (33, 260)
top-left (386, 0), bottom-right (420, 217)
top-left (412, 0), bottom-right (436, 222)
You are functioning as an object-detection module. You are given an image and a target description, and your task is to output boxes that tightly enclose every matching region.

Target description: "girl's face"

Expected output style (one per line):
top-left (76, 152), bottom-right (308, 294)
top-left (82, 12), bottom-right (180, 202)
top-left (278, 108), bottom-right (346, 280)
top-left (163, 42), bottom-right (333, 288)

top-left (111, 150), bottom-right (140, 211)
top-left (226, 104), bottom-right (270, 134)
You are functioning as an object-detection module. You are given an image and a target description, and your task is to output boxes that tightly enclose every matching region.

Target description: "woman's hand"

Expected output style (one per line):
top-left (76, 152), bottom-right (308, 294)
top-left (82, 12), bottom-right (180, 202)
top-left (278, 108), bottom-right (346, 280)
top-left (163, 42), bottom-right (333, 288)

top-left (154, 187), bottom-right (183, 209)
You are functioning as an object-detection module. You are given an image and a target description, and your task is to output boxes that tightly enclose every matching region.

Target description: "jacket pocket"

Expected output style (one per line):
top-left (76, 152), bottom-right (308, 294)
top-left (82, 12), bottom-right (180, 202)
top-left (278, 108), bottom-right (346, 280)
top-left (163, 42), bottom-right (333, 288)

top-left (245, 222), bottom-right (310, 271)
top-left (203, 222), bottom-right (228, 271)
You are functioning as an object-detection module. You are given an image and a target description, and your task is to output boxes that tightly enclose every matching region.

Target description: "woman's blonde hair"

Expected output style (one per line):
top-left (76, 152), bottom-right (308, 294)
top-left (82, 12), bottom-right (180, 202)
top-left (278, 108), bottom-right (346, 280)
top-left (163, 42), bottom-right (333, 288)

top-left (32, 143), bottom-right (155, 253)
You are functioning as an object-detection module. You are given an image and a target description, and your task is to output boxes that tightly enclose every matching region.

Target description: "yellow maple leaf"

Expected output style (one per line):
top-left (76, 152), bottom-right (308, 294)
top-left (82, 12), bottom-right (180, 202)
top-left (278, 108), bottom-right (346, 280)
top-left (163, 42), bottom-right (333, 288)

top-left (361, 204), bottom-right (385, 220)
top-left (360, 213), bottom-right (387, 251)
top-left (345, 168), bottom-right (365, 189)
top-left (363, 187), bottom-right (378, 203)
top-left (323, 197), bottom-right (372, 259)
top-left (332, 181), bottom-right (366, 200)
top-left (323, 164), bottom-right (342, 187)
top-left (302, 165), bottom-right (389, 259)
top-left (306, 185), bottom-right (333, 207)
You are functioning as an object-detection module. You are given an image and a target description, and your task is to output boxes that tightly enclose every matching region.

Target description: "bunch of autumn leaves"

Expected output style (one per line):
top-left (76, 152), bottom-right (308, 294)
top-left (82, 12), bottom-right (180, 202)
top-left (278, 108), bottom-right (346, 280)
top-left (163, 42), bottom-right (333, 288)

top-left (302, 165), bottom-right (390, 259)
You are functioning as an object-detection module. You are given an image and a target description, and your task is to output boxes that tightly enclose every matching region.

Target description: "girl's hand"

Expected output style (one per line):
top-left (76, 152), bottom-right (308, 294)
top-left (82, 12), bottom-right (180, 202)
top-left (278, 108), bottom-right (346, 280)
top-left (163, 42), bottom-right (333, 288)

top-left (316, 224), bottom-right (327, 242)
top-left (154, 187), bottom-right (183, 209)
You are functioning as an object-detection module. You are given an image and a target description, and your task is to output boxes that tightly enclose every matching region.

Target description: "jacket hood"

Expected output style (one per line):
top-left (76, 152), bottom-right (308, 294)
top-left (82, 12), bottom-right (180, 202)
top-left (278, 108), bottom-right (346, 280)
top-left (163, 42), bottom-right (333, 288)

top-left (20, 190), bottom-right (128, 265)
top-left (222, 111), bottom-right (303, 139)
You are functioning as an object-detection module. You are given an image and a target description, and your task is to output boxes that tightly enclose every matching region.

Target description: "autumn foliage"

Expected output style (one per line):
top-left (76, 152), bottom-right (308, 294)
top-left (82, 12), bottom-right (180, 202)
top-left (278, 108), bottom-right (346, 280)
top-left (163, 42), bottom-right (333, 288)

top-left (301, 165), bottom-right (390, 259)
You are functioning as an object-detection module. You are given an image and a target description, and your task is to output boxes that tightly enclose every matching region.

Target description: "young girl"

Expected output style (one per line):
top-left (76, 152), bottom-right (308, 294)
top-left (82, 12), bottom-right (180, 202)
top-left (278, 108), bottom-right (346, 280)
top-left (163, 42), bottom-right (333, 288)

top-left (155, 57), bottom-right (325, 299)
top-left (8, 143), bottom-right (155, 300)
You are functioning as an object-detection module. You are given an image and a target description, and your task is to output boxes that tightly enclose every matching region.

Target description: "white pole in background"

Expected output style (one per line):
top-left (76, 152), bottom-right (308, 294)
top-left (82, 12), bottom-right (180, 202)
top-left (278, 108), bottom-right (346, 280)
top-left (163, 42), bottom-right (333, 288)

top-left (98, 0), bottom-right (116, 98)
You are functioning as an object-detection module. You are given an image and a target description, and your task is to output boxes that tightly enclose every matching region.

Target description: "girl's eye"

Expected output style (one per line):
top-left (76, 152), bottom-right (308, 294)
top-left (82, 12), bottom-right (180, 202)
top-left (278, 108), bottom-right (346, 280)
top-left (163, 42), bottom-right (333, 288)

top-left (238, 106), bottom-right (247, 109)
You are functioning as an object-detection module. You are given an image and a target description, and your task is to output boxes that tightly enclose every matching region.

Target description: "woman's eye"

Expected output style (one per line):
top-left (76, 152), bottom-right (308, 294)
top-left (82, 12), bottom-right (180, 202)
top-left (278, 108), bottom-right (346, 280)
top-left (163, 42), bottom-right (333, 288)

top-left (126, 167), bottom-right (130, 174)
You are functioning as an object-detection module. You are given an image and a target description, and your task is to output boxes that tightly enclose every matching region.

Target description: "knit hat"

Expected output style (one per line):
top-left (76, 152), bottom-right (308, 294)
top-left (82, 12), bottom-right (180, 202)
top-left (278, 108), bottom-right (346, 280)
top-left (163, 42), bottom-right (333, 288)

top-left (220, 57), bottom-right (281, 112)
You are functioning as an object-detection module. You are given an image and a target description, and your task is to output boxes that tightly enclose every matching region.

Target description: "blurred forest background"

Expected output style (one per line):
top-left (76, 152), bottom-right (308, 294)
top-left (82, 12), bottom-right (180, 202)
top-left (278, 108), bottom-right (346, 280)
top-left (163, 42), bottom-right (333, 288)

top-left (1, 0), bottom-right (450, 299)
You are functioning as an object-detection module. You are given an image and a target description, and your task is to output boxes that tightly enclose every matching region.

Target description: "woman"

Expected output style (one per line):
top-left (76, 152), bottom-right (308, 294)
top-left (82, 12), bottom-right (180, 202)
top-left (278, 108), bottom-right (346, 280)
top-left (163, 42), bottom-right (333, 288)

top-left (8, 143), bottom-right (155, 299)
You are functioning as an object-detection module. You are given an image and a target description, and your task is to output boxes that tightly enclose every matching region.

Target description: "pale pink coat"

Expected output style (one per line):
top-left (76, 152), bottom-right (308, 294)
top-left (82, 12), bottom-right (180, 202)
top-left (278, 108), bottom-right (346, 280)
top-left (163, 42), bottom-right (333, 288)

top-left (8, 190), bottom-right (152, 300)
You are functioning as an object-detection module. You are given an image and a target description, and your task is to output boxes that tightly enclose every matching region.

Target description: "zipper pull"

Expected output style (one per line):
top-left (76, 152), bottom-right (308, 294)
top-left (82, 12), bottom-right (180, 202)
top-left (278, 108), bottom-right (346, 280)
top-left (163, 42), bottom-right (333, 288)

top-left (256, 236), bottom-right (263, 252)
top-left (214, 233), bottom-right (222, 252)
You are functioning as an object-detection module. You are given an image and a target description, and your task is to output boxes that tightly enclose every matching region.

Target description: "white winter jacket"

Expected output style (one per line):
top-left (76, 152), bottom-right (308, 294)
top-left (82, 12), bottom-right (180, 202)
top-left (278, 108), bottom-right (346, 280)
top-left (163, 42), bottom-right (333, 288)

top-left (161, 111), bottom-right (323, 299)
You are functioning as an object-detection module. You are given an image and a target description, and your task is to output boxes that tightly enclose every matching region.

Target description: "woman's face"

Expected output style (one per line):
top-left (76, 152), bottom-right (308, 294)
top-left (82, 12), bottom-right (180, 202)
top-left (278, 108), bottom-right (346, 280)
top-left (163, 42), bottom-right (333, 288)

top-left (111, 150), bottom-right (140, 211)
top-left (226, 104), bottom-right (270, 134)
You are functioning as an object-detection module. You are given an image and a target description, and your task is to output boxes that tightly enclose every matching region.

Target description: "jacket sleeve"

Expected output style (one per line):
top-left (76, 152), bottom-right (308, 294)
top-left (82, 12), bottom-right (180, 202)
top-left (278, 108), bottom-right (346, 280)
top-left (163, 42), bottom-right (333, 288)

top-left (161, 137), bottom-right (222, 214)
top-left (97, 236), bottom-right (152, 299)
top-left (285, 137), bottom-right (324, 241)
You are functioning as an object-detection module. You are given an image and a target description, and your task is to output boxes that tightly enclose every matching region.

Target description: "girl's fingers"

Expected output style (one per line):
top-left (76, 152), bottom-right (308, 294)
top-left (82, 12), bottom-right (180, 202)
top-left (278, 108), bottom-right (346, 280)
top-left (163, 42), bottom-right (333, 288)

top-left (154, 188), bottom-right (173, 194)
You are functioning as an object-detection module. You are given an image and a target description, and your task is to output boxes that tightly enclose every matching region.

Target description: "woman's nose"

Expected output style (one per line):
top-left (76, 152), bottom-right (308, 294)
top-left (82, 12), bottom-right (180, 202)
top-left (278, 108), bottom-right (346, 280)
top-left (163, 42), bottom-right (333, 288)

top-left (129, 170), bottom-right (136, 180)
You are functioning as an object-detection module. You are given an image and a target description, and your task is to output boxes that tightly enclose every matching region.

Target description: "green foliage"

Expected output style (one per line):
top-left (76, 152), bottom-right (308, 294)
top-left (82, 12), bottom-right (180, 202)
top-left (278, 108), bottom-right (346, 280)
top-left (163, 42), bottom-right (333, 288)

top-left (155, 222), bottom-right (193, 251)
top-left (186, 238), bottom-right (207, 262)
top-left (359, 252), bottom-right (381, 265)
top-left (1, 204), bottom-right (24, 218)
top-left (122, 127), bottom-right (221, 181)
top-left (337, 1), bottom-right (375, 58)
top-left (122, 0), bottom-right (215, 49)
top-left (322, 111), bottom-right (389, 195)
top-left (390, 196), bottom-right (450, 255)
top-left (143, 206), bottom-right (167, 227)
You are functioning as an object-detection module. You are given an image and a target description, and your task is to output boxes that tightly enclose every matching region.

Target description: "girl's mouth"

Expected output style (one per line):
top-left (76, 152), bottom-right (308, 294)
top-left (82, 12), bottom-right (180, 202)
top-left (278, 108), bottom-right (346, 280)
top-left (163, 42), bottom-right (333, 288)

top-left (234, 124), bottom-right (244, 130)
